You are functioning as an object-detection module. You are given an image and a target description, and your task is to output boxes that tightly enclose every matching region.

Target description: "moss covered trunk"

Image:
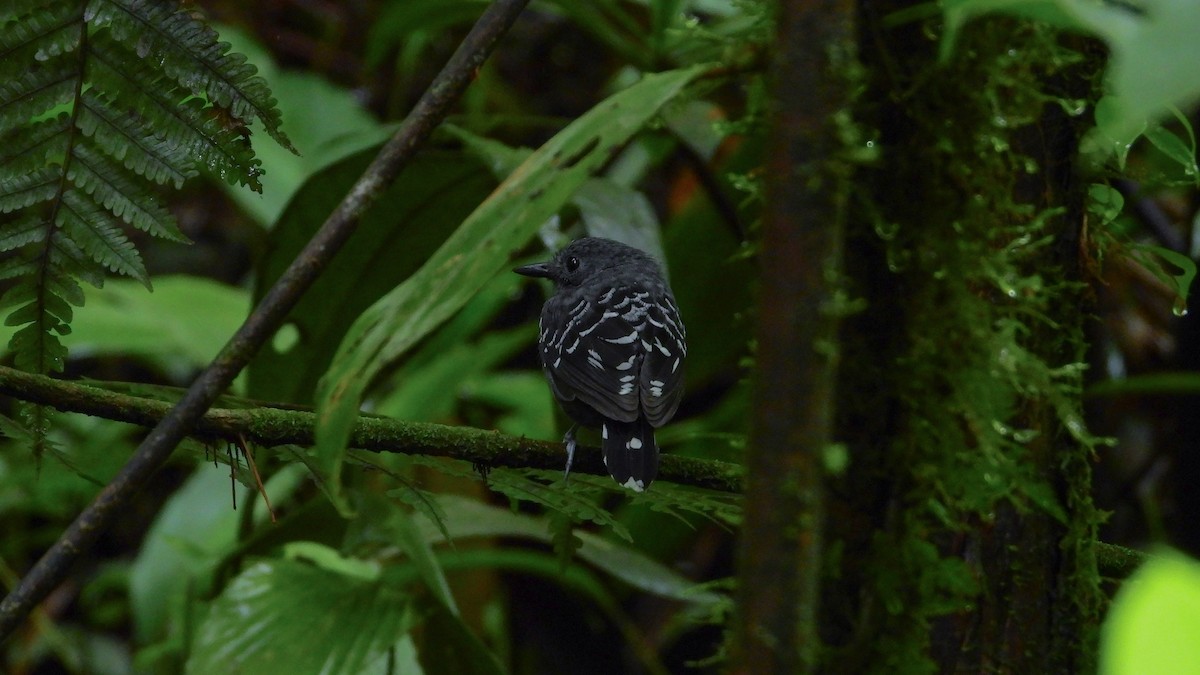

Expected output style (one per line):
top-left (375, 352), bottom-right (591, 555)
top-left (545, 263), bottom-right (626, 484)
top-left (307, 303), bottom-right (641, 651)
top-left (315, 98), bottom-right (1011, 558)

top-left (823, 7), bottom-right (1103, 673)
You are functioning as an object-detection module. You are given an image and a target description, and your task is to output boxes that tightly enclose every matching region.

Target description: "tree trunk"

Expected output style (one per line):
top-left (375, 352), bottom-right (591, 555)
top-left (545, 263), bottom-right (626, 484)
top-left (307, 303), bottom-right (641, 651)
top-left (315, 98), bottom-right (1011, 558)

top-left (735, 0), bottom-right (855, 671)
top-left (738, 2), bottom-right (1104, 672)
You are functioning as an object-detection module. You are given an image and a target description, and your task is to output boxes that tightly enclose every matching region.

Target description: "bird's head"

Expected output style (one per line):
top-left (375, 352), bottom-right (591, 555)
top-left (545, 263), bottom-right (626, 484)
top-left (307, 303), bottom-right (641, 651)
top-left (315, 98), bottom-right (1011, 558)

top-left (513, 237), bottom-right (658, 289)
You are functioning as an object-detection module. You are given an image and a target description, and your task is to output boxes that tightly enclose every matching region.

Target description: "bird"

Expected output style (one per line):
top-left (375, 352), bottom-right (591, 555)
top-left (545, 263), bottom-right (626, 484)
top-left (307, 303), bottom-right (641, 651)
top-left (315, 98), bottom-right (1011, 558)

top-left (514, 237), bottom-right (686, 492)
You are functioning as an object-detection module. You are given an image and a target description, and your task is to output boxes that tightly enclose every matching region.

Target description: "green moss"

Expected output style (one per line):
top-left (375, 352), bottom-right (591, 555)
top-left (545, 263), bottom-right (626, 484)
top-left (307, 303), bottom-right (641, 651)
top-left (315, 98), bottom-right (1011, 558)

top-left (833, 14), bottom-right (1105, 672)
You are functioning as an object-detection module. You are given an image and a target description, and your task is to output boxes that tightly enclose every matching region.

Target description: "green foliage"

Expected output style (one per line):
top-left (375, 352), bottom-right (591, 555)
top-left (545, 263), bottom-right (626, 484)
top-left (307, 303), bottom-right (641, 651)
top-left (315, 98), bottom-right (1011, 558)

top-left (2, 2), bottom-right (765, 672)
top-left (187, 555), bottom-right (415, 675)
top-left (313, 65), bottom-right (709, 514)
top-left (0, 0), bottom-right (290, 375)
top-left (838, 14), bottom-right (1108, 670)
top-left (1100, 549), bottom-right (1200, 675)
top-left (943, 0), bottom-right (1200, 161)
top-left (247, 149), bottom-right (497, 403)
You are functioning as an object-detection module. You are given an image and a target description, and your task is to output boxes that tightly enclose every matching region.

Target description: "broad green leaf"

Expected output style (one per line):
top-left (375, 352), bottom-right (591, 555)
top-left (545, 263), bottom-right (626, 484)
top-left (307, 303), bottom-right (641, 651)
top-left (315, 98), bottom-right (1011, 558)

top-left (373, 325), bottom-right (535, 421)
top-left (1101, 549), bottom-right (1200, 675)
top-left (573, 178), bottom-right (667, 267)
top-left (388, 508), bottom-right (459, 616)
top-left (131, 465), bottom-right (306, 647)
top-left (187, 557), bottom-right (414, 675)
top-left (0, 276), bottom-right (249, 375)
top-left (416, 495), bottom-right (723, 607)
top-left (942, 0), bottom-right (1200, 158)
top-left (314, 65), bottom-right (708, 514)
top-left (1129, 244), bottom-right (1197, 317)
top-left (417, 602), bottom-right (505, 675)
top-left (1145, 122), bottom-right (1200, 183)
top-left (247, 149), bottom-right (495, 403)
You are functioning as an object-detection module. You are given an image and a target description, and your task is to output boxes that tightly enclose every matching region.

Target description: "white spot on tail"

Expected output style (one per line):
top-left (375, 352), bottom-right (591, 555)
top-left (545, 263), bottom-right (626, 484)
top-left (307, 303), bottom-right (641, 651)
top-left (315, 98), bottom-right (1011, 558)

top-left (622, 477), bottom-right (645, 492)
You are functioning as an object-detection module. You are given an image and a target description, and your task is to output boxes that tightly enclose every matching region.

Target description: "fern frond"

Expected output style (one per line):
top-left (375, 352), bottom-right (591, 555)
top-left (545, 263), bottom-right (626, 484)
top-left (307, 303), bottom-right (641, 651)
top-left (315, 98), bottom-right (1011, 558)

top-left (0, 114), bottom-right (71, 175)
top-left (57, 189), bottom-right (149, 286)
top-left (0, 212), bottom-right (49, 252)
top-left (69, 142), bottom-right (187, 241)
top-left (1, 0), bottom-right (291, 377)
top-left (0, 1), bottom-right (81, 65)
top-left (0, 168), bottom-right (59, 213)
top-left (87, 0), bottom-right (295, 152)
top-left (7, 272), bottom-right (70, 373)
top-left (0, 256), bottom-right (38, 281)
top-left (88, 32), bottom-right (263, 190)
top-left (0, 59), bottom-right (78, 136)
top-left (77, 89), bottom-right (196, 187)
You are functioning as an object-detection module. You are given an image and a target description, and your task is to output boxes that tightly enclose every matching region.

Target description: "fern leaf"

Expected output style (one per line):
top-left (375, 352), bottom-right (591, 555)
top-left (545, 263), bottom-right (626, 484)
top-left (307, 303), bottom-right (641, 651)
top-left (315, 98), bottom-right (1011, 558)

top-left (0, 114), bottom-right (71, 175)
top-left (0, 212), bottom-right (49, 251)
top-left (10, 318), bottom-right (67, 373)
top-left (0, 167), bottom-right (59, 213)
top-left (69, 142), bottom-right (187, 241)
top-left (77, 89), bottom-right (195, 187)
top-left (87, 0), bottom-right (295, 152)
top-left (48, 231), bottom-right (106, 289)
top-left (0, 59), bottom-right (78, 137)
top-left (1, 0), bottom-right (290, 377)
top-left (57, 189), bottom-right (149, 286)
top-left (88, 33), bottom-right (264, 190)
top-left (0, 256), bottom-right (38, 281)
top-left (45, 272), bottom-right (85, 308)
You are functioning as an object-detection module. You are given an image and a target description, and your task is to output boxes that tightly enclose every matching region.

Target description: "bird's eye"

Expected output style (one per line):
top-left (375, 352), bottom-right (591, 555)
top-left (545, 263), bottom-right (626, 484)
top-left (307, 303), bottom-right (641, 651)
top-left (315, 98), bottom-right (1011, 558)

top-left (566, 256), bottom-right (580, 272)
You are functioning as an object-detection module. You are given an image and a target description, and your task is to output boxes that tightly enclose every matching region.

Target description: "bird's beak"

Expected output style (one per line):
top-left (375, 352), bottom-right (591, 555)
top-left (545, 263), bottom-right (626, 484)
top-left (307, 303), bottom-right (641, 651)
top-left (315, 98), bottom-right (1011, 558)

top-left (513, 262), bottom-right (552, 278)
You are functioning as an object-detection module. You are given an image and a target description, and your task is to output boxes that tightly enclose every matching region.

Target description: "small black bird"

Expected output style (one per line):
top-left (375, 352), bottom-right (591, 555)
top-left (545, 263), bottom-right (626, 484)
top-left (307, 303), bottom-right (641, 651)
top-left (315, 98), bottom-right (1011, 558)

top-left (515, 237), bottom-right (686, 492)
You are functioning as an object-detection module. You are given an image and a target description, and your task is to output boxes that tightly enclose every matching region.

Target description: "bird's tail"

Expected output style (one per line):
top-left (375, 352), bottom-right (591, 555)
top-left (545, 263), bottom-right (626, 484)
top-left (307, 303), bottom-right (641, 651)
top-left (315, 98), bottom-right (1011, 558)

top-left (601, 418), bottom-right (659, 492)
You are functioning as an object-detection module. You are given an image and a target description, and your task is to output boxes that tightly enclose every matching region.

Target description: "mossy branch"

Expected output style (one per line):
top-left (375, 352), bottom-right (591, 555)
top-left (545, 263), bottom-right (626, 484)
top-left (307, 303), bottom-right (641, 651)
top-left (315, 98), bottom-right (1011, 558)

top-left (0, 365), bottom-right (744, 493)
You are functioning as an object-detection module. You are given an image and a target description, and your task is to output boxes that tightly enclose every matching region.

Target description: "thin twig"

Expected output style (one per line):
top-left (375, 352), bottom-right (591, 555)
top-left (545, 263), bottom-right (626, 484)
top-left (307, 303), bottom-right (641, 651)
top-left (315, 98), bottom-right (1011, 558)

top-left (238, 433), bottom-right (276, 523)
top-left (0, 0), bottom-right (532, 642)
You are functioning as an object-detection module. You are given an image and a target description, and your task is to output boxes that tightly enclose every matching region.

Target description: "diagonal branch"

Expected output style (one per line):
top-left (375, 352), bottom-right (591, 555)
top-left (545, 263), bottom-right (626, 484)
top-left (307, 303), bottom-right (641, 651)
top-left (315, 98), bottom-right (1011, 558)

top-left (0, 365), bottom-right (745, 493)
top-left (0, 0), bottom-right (533, 642)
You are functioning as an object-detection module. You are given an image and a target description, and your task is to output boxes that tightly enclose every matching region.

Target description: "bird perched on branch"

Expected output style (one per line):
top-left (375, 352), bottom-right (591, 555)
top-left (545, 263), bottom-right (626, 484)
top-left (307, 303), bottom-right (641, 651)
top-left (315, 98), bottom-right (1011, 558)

top-left (515, 237), bottom-right (686, 492)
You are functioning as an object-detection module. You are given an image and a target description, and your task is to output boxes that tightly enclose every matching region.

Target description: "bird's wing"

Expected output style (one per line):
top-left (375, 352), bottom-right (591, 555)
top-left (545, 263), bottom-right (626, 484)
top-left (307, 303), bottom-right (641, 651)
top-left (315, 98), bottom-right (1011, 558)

top-left (638, 293), bottom-right (686, 427)
top-left (540, 289), bottom-right (645, 424)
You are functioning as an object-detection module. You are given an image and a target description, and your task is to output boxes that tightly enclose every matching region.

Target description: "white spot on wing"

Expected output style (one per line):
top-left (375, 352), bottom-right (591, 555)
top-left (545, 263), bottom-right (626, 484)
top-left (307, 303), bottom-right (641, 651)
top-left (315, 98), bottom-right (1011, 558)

top-left (653, 337), bottom-right (671, 356)
top-left (628, 436), bottom-right (642, 450)
top-left (603, 330), bottom-right (639, 345)
top-left (622, 477), bottom-right (645, 492)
